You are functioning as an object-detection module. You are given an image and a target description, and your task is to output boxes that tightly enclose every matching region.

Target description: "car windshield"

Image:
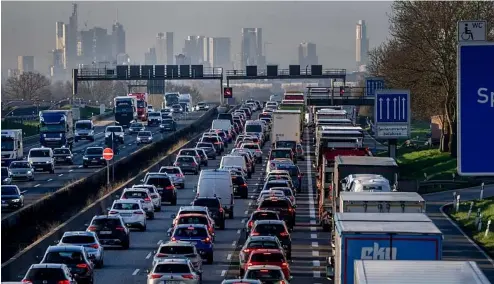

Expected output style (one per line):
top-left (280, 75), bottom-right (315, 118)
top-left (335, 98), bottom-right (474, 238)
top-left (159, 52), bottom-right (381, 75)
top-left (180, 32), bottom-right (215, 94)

top-left (177, 156), bottom-right (195, 163)
top-left (268, 176), bottom-right (290, 181)
top-left (193, 199), bottom-right (220, 208)
top-left (61, 235), bottom-right (95, 244)
top-left (10, 162), bottom-right (31, 168)
top-left (265, 182), bottom-right (289, 190)
top-left (250, 252), bottom-right (285, 262)
top-left (159, 246), bottom-right (194, 255)
top-left (232, 176), bottom-right (246, 185)
top-left (178, 216), bottom-right (208, 225)
top-left (252, 212), bottom-right (279, 221)
top-left (276, 141), bottom-right (296, 149)
top-left (245, 269), bottom-right (283, 280)
top-left (123, 191), bottom-right (147, 199)
top-left (44, 251), bottom-right (85, 264)
top-left (276, 166), bottom-right (299, 176)
top-left (145, 176), bottom-right (172, 188)
top-left (161, 119), bottom-right (173, 124)
top-left (149, 113), bottom-right (160, 117)
top-left (85, 148), bottom-right (103, 155)
top-left (76, 122), bottom-right (92, 129)
top-left (26, 268), bottom-right (65, 280)
top-left (160, 168), bottom-right (181, 174)
top-left (197, 143), bottom-right (212, 148)
top-left (201, 137), bottom-right (217, 144)
top-left (53, 149), bottom-right (71, 155)
top-left (271, 150), bottom-right (291, 159)
top-left (29, 150), bottom-right (50, 157)
top-left (175, 227), bottom-right (208, 238)
top-left (245, 124), bottom-right (262, 133)
top-left (113, 203), bottom-right (140, 210)
top-left (154, 264), bottom-right (190, 274)
top-left (254, 224), bottom-right (286, 234)
top-left (1, 186), bottom-right (18, 195)
top-left (243, 144), bottom-right (259, 150)
top-left (138, 132), bottom-right (151, 137)
top-left (260, 200), bottom-right (290, 209)
top-left (131, 123), bottom-right (143, 128)
top-left (106, 127), bottom-right (121, 132)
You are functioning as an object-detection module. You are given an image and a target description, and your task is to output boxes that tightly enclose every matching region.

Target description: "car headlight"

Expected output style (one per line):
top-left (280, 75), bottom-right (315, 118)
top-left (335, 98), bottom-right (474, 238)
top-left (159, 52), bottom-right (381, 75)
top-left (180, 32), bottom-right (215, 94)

top-left (137, 137), bottom-right (141, 141)
top-left (45, 161), bottom-right (51, 164)
top-left (27, 171), bottom-right (32, 175)
top-left (66, 156), bottom-right (72, 159)
top-left (12, 199), bottom-right (20, 202)
top-left (83, 157), bottom-right (88, 160)
top-left (100, 157), bottom-right (105, 160)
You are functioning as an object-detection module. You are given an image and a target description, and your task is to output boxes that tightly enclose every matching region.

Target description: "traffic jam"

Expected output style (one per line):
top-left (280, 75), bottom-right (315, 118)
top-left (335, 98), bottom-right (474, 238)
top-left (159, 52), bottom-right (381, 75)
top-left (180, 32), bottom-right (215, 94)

top-left (15, 98), bottom-right (307, 284)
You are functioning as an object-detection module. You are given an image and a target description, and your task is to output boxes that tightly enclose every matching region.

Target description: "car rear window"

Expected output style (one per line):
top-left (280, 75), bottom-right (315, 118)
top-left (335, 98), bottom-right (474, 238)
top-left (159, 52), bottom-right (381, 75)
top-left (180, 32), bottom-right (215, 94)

top-left (86, 148), bottom-right (103, 155)
top-left (250, 252), bottom-right (285, 262)
top-left (254, 224), bottom-right (286, 234)
top-left (270, 150), bottom-right (292, 159)
top-left (243, 144), bottom-right (259, 150)
top-left (264, 182), bottom-right (290, 190)
top-left (159, 246), bottom-right (194, 255)
top-left (123, 191), bottom-right (147, 199)
top-left (145, 176), bottom-right (172, 188)
top-left (276, 166), bottom-right (299, 176)
top-left (180, 150), bottom-right (196, 156)
top-left (196, 143), bottom-right (212, 148)
top-left (113, 203), bottom-right (140, 210)
top-left (247, 241), bottom-right (279, 249)
top-left (44, 251), bottom-right (85, 264)
top-left (54, 149), bottom-right (70, 154)
top-left (154, 264), bottom-right (191, 274)
top-left (177, 156), bottom-right (195, 163)
top-left (201, 137), bottom-right (217, 144)
top-left (91, 218), bottom-right (121, 227)
top-left (160, 168), bottom-right (181, 174)
top-left (252, 212), bottom-right (279, 221)
top-left (275, 141), bottom-right (296, 149)
top-left (260, 200), bottom-right (290, 209)
top-left (193, 199), bottom-right (220, 208)
top-left (175, 227), bottom-right (208, 238)
top-left (61, 235), bottom-right (95, 244)
top-left (245, 269), bottom-right (283, 280)
top-left (232, 176), bottom-right (246, 185)
top-left (178, 216), bottom-right (208, 226)
top-left (26, 268), bottom-right (66, 280)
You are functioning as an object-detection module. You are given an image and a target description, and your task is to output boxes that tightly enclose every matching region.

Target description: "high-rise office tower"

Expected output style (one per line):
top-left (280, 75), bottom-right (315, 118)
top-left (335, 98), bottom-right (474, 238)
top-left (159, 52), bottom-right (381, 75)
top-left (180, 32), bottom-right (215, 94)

top-left (18, 56), bottom-right (35, 74)
top-left (64, 3), bottom-right (78, 69)
top-left (240, 28), bottom-right (263, 69)
top-left (166, 32), bottom-right (174, 64)
top-left (156, 32), bottom-right (166, 64)
top-left (183, 36), bottom-right (207, 65)
top-left (112, 22), bottom-right (126, 60)
top-left (144, 48), bottom-right (157, 65)
top-left (356, 20), bottom-right (369, 67)
top-left (298, 42), bottom-right (318, 68)
top-left (208, 37), bottom-right (231, 70)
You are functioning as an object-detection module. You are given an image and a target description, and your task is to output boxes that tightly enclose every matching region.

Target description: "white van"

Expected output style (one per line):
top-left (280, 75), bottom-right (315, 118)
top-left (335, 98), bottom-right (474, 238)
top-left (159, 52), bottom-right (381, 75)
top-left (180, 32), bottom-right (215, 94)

top-left (196, 169), bottom-right (234, 218)
top-left (220, 155), bottom-right (247, 175)
top-left (211, 119), bottom-right (232, 132)
top-left (28, 147), bottom-right (55, 173)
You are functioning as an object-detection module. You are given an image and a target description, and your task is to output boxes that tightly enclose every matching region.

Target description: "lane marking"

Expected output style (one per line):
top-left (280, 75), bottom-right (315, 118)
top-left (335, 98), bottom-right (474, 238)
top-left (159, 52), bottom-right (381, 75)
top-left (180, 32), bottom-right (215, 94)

top-left (313, 271), bottom-right (321, 278)
top-left (47, 179), bottom-right (53, 182)
top-left (311, 242), bottom-right (319, 248)
top-left (313, 260), bottom-right (320, 267)
top-left (232, 241), bottom-right (236, 247)
top-left (310, 227), bottom-right (317, 232)
top-left (34, 184), bottom-right (40, 187)
top-left (237, 229), bottom-right (241, 234)
top-left (244, 210), bottom-right (248, 215)
top-left (311, 233), bottom-right (317, 239)
top-left (78, 165), bottom-right (83, 168)
top-left (145, 252), bottom-right (152, 259)
top-left (312, 250), bottom-right (320, 257)
top-left (58, 174), bottom-right (63, 177)
top-left (157, 240), bottom-right (163, 245)
top-left (227, 253), bottom-right (232, 260)
top-left (68, 169), bottom-right (73, 172)
top-left (221, 270), bottom-right (226, 277)
top-left (132, 269), bottom-right (139, 276)
top-left (310, 220), bottom-right (316, 225)
top-left (241, 218), bottom-right (246, 224)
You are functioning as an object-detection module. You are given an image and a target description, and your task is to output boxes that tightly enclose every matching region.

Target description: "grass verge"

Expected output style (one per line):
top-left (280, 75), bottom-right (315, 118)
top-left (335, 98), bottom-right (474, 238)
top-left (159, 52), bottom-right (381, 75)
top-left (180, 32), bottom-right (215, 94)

top-left (397, 148), bottom-right (457, 180)
top-left (448, 197), bottom-right (494, 256)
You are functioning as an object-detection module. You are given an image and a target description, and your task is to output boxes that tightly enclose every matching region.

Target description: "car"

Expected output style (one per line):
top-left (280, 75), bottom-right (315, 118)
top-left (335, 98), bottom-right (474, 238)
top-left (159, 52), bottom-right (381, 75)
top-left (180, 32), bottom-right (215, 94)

top-left (263, 180), bottom-right (296, 195)
top-left (147, 105), bottom-right (154, 112)
top-left (75, 120), bottom-right (95, 142)
top-left (146, 258), bottom-right (202, 284)
top-left (296, 143), bottom-right (305, 160)
top-left (244, 211), bottom-right (280, 240)
top-left (132, 184), bottom-right (162, 211)
top-left (39, 245), bottom-right (94, 284)
top-left (221, 279), bottom-right (262, 284)
top-left (148, 111), bottom-right (162, 126)
top-left (191, 197), bottom-right (226, 230)
top-left (120, 188), bottom-right (155, 219)
top-left (168, 224), bottom-right (214, 264)
top-left (200, 135), bottom-right (224, 153)
top-left (174, 155), bottom-right (200, 175)
top-left (257, 190), bottom-right (286, 205)
top-left (172, 206), bottom-right (216, 228)
top-left (129, 122), bottom-right (146, 134)
top-left (243, 265), bottom-right (291, 283)
top-left (171, 104), bottom-right (183, 113)
top-left (243, 249), bottom-right (290, 279)
top-left (266, 159), bottom-right (295, 175)
top-left (1, 185), bottom-right (26, 209)
top-left (28, 147), bottom-right (55, 173)
top-left (170, 213), bottom-right (215, 238)
top-left (152, 241), bottom-right (203, 271)
top-left (57, 231), bottom-right (104, 268)
top-left (160, 108), bottom-right (172, 117)
top-left (86, 215), bottom-right (130, 249)
top-left (82, 147), bottom-right (106, 168)
top-left (22, 263), bottom-right (77, 284)
top-left (105, 125), bottom-right (124, 143)
top-left (195, 142), bottom-right (217, 160)
top-left (194, 148), bottom-right (209, 166)
top-left (1, 167), bottom-right (12, 184)
top-left (142, 172), bottom-right (177, 204)
top-left (178, 149), bottom-right (203, 166)
top-left (108, 199), bottom-right (147, 231)
top-left (270, 187), bottom-right (296, 207)
top-left (231, 174), bottom-right (249, 199)
top-left (137, 131), bottom-right (153, 145)
top-left (274, 140), bottom-right (297, 154)
top-left (196, 102), bottom-right (209, 111)
top-left (264, 170), bottom-right (291, 182)
top-left (240, 143), bottom-right (263, 163)
top-left (53, 147), bottom-right (74, 165)
top-left (159, 166), bottom-right (185, 189)
top-left (160, 118), bottom-right (177, 132)
top-left (272, 164), bottom-right (303, 193)
top-left (250, 220), bottom-right (292, 259)
top-left (269, 148), bottom-right (296, 163)
top-left (8, 161), bottom-right (34, 181)
top-left (257, 197), bottom-right (296, 229)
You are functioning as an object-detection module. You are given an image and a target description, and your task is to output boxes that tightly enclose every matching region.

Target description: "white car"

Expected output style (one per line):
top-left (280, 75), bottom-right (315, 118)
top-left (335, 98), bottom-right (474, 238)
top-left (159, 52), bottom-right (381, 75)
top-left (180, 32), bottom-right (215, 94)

top-left (152, 241), bottom-right (203, 271)
top-left (257, 190), bottom-right (286, 205)
top-left (120, 188), bottom-right (155, 219)
top-left (240, 143), bottom-right (263, 163)
top-left (108, 200), bottom-right (147, 231)
top-left (159, 166), bottom-right (185, 189)
top-left (147, 258), bottom-right (201, 284)
top-left (148, 112), bottom-right (162, 126)
top-left (264, 170), bottom-right (291, 182)
top-left (137, 131), bottom-right (153, 144)
top-left (131, 184), bottom-right (162, 211)
top-left (105, 126), bottom-right (124, 143)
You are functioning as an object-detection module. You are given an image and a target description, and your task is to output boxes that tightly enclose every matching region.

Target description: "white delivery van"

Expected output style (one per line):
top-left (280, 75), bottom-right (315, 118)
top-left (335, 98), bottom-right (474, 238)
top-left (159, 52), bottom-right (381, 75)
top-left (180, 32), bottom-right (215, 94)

top-left (196, 169), bottom-right (234, 218)
top-left (211, 119), bottom-right (232, 131)
top-left (220, 155), bottom-right (247, 174)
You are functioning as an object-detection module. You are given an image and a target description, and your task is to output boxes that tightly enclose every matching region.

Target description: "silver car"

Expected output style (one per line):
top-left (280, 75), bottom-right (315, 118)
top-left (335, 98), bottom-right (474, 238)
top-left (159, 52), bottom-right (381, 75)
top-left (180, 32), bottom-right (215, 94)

top-left (8, 161), bottom-right (34, 181)
top-left (195, 142), bottom-right (217, 160)
top-left (137, 131), bottom-right (153, 144)
top-left (129, 122), bottom-right (145, 135)
top-left (173, 155), bottom-right (200, 175)
top-left (159, 166), bottom-right (185, 189)
top-left (152, 241), bottom-right (203, 271)
top-left (132, 184), bottom-right (162, 211)
top-left (57, 231), bottom-right (104, 268)
top-left (146, 258), bottom-right (202, 284)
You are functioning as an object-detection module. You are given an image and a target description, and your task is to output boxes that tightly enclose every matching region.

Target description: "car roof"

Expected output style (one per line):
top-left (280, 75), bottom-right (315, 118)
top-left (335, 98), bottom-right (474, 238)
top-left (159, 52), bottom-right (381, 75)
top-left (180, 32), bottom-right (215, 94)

top-left (146, 172), bottom-right (169, 177)
top-left (174, 224), bottom-right (208, 229)
top-left (155, 258), bottom-right (189, 264)
top-left (272, 148), bottom-right (292, 151)
top-left (123, 188), bottom-right (149, 193)
top-left (86, 147), bottom-right (103, 150)
top-left (249, 248), bottom-right (283, 254)
top-left (178, 213), bottom-right (208, 218)
top-left (222, 280), bottom-right (262, 284)
top-left (246, 264), bottom-right (283, 271)
top-left (161, 241), bottom-right (195, 247)
top-left (266, 180), bottom-right (290, 184)
top-left (46, 245), bottom-right (85, 252)
top-left (177, 155), bottom-right (196, 158)
top-left (30, 263), bottom-right (67, 269)
top-left (179, 206), bottom-right (208, 212)
top-left (114, 199), bottom-right (140, 204)
top-left (254, 220), bottom-right (286, 225)
top-left (195, 196), bottom-right (220, 201)
top-left (62, 231), bottom-right (95, 237)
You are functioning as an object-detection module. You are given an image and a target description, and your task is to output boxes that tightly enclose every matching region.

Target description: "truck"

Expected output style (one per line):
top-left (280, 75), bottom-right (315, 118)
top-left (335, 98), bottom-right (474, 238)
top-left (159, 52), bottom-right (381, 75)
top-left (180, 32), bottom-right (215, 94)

top-left (270, 110), bottom-right (302, 143)
top-left (339, 192), bottom-right (426, 213)
top-left (38, 110), bottom-right (74, 149)
top-left (1, 129), bottom-right (23, 166)
top-left (128, 93), bottom-right (149, 121)
top-left (164, 92), bottom-right (180, 108)
top-left (353, 260), bottom-right (491, 284)
top-left (178, 93), bottom-right (192, 112)
top-left (328, 212), bottom-right (443, 284)
top-left (114, 96), bottom-right (137, 127)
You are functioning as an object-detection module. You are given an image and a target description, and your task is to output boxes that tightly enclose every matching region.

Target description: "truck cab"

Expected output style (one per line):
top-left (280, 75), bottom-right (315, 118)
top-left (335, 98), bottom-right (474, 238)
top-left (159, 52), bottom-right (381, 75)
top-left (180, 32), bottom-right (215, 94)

top-left (74, 120), bottom-right (95, 142)
top-left (39, 110), bottom-right (74, 149)
top-left (114, 96), bottom-right (137, 127)
top-left (128, 93), bottom-right (149, 121)
top-left (1, 130), bottom-right (23, 166)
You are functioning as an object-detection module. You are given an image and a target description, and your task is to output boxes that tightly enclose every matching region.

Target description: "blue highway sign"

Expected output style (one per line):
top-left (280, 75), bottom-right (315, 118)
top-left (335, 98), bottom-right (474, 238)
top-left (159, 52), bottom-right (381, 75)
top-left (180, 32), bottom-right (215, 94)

top-left (365, 77), bottom-right (385, 96)
top-left (458, 42), bottom-right (494, 176)
top-left (375, 91), bottom-right (409, 123)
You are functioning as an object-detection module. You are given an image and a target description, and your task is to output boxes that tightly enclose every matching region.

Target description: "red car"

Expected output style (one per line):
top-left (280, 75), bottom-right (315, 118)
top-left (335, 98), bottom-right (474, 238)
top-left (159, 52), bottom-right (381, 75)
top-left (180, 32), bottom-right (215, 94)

top-left (244, 248), bottom-right (291, 279)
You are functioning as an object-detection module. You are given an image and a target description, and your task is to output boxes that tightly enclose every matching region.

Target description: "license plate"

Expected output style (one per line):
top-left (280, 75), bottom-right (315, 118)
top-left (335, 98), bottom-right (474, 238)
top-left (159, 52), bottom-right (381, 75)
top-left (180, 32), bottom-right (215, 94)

top-left (36, 167), bottom-right (44, 170)
top-left (182, 163), bottom-right (190, 166)
top-left (2, 203), bottom-right (8, 207)
top-left (161, 281), bottom-right (181, 284)
top-left (121, 213), bottom-right (132, 217)
top-left (100, 231), bottom-right (112, 235)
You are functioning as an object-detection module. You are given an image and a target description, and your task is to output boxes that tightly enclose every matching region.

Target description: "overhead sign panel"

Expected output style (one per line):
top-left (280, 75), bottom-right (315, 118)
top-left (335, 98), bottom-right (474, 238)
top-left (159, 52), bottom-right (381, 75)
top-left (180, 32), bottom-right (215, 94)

top-left (365, 77), bottom-right (385, 96)
top-left (457, 20), bottom-right (487, 42)
top-left (457, 42), bottom-right (494, 176)
top-left (374, 89), bottom-right (411, 140)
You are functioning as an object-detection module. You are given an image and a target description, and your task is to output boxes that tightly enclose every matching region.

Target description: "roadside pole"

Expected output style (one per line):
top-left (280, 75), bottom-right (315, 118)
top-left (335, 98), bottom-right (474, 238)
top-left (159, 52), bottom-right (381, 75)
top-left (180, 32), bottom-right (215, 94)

top-left (103, 147), bottom-right (114, 187)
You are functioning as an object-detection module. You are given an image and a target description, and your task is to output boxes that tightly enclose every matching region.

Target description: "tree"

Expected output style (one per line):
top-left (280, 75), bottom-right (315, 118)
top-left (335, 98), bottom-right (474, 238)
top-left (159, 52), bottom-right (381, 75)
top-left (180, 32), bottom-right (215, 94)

top-left (368, 1), bottom-right (494, 156)
top-left (4, 72), bottom-right (52, 102)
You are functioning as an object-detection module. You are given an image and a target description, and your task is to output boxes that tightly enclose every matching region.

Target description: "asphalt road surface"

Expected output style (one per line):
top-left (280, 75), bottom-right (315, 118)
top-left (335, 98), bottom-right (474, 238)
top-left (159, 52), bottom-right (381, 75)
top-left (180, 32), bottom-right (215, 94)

top-left (2, 112), bottom-right (207, 218)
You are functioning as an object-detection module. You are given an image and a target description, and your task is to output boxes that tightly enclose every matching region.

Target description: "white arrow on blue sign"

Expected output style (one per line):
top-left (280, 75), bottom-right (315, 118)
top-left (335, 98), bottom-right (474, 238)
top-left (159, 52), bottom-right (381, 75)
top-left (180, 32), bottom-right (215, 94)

top-left (365, 77), bottom-right (385, 96)
top-left (375, 91), bottom-right (409, 123)
top-left (458, 42), bottom-right (494, 176)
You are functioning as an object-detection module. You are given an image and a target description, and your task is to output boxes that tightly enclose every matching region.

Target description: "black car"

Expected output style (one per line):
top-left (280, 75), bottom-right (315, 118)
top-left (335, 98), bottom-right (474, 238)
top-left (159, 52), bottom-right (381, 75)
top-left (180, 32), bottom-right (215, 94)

top-left (250, 220), bottom-right (292, 259)
top-left (257, 197), bottom-right (296, 229)
top-left (143, 173), bottom-right (177, 205)
top-left (128, 122), bottom-right (145, 134)
top-left (22, 263), bottom-right (77, 284)
top-left (82, 147), bottom-right (106, 168)
top-left (192, 197), bottom-right (225, 230)
top-left (86, 215), bottom-right (130, 249)
top-left (53, 147), bottom-right (74, 165)
top-left (1, 167), bottom-right (12, 185)
top-left (1, 185), bottom-right (26, 209)
top-left (196, 142), bottom-right (217, 160)
top-left (244, 210), bottom-right (280, 238)
top-left (231, 174), bottom-right (249, 199)
top-left (39, 245), bottom-right (94, 284)
top-left (160, 118), bottom-right (177, 132)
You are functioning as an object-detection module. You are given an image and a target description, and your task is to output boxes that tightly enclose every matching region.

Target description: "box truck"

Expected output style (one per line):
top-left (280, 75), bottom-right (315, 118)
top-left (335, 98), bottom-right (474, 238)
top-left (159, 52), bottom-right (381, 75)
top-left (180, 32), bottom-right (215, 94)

top-left (270, 110), bottom-right (302, 143)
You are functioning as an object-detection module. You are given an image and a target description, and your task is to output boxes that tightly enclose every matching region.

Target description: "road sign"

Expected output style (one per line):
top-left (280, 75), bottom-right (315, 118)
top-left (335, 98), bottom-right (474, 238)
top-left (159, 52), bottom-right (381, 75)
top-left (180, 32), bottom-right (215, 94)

top-left (365, 77), bottom-right (385, 96)
top-left (374, 89), bottom-right (411, 139)
top-left (458, 42), bottom-right (494, 176)
top-left (223, 87), bottom-right (233, 99)
top-left (103, 148), bottom-right (114, 161)
top-left (457, 20), bottom-right (487, 42)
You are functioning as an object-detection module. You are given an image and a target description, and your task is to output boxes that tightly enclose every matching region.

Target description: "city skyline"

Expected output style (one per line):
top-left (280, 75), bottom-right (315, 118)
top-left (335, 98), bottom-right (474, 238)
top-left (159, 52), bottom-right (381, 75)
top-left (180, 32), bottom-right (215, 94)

top-left (1, 1), bottom-right (392, 75)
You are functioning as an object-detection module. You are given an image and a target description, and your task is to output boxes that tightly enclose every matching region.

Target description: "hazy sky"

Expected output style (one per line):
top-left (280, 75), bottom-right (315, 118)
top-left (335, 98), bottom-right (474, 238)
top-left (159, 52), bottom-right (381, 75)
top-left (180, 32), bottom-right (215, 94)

top-left (1, 1), bottom-right (392, 74)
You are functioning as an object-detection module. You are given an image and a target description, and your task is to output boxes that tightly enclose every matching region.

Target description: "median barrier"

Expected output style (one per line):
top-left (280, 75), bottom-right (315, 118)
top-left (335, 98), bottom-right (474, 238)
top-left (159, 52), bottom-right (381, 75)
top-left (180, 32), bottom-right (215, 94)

top-left (1, 107), bottom-right (218, 263)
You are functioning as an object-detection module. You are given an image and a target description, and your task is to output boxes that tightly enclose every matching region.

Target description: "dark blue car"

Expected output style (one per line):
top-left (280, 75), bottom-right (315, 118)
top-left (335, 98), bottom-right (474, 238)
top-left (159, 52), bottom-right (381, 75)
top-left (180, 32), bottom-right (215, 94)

top-left (168, 224), bottom-right (214, 264)
top-left (275, 164), bottom-right (303, 193)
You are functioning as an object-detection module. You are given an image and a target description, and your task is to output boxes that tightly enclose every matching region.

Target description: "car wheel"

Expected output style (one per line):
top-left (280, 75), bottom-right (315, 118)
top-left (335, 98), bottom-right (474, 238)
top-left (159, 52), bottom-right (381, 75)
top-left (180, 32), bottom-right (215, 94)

top-left (171, 196), bottom-right (177, 205)
top-left (205, 162), bottom-right (208, 167)
top-left (219, 220), bottom-right (226, 230)
top-left (247, 172), bottom-right (252, 179)
top-left (83, 164), bottom-right (88, 168)
top-left (96, 259), bottom-right (104, 268)
top-left (229, 210), bottom-right (234, 219)
top-left (181, 184), bottom-right (185, 189)
top-left (239, 268), bottom-right (245, 277)
top-left (206, 253), bottom-right (214, 264)
top-left (149, 212), bottom-right (155, 220)
top-left (194, 170), bottom-right (199, 175)
top-left (155, 206), bottom-right (161, 212)
top-left (122, 239), bottom-right (130, 249)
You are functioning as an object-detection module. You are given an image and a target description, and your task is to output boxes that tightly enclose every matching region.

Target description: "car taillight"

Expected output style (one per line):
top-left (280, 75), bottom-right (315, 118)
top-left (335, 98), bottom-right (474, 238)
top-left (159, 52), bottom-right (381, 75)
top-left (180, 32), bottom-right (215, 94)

top-left (175, 163), bottom-right (180, 166)
top-left (288, 208), bottom-right (294, 212)
top-left (280, 231), bottom-right (289, 237)
top-left (202, 237), bottom-right (211, 243)
top-left (256, 149), bottom-right (262, 152)
top-left (219, 207), bottom-right (224, 213)
top-left (156, 253), bottom-right (167, 257)
top-left (165, 185), bottom-right (174, 190)
top-left (116, 226), bottom-right (125, 231)
top-left (214, 142), bottom-right (221, 144)
top-left (87, 226), bottom-right (97, 231)
top-left (150, 274), bottom-right (162, 279)
top-left (247, 262), bottom-right (253, 266)
top-left (280, 280), bottom-right (286, 284)
top-left (191, 162), bottom-right (197, 166)
top-left (171, 237), bottom-right (176, 241)
top-left (76, 263), bottom-right (88, 269)
top-left (58, 281), bottom-right (70, 284)
top-left (182, 274), bottom-right (194, 279)
top-left (134, 211), bottom-right (144, 214)
top-left (243, 249), bottom-right (251, 253)
top-left (90, 243), bottom-right (99, 249)
top-left (282, 262), bottom-right (288, 266)
top-left (144, 197), bottom-right (151, 202)
top-left (251, 232), bottom-right (260, 236)
top-left (177, 174), bottom-right (184, 178)
top-left (109, 210), bottom-right (118, 214)
top-left (248, 221), bottom-right (253, 228)
top-left (241, 183), bottom-right (248, 187)
top-left (21, 280), bottom-right (32, 284)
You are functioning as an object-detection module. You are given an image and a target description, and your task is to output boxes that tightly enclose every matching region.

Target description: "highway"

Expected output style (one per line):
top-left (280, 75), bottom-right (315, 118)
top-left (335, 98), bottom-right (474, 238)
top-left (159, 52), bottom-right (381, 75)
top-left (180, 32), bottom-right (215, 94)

top-left (2, 112), bottom-right (207, 217)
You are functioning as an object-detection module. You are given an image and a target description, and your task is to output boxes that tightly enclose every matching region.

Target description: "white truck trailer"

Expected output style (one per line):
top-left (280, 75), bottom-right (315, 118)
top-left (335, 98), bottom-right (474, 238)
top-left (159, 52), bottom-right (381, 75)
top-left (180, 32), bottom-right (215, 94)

top-left (270, 109), bottom-right (302, 143)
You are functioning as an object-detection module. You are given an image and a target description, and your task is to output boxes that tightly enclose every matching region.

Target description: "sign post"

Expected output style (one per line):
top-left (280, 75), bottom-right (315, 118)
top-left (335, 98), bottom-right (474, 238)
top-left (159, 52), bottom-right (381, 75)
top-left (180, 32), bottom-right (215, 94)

top-left (103, 147), bottom-right (114, 185)
top-left (457, 20), bottom-right (487, 43)
top-left (365, 77), bottom-right (385, 97)
top-left (457, 42), bottom-right (494, 176)
top-left (374, 89), bottom-right (411, 158)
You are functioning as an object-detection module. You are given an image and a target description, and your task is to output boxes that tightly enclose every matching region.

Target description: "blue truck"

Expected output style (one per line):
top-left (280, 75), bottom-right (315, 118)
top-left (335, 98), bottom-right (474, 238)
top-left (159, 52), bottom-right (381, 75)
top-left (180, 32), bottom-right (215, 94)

top-left (39, 110), bottom-right (74, 149)
top-left (329, 212), bottom-right (443, 284)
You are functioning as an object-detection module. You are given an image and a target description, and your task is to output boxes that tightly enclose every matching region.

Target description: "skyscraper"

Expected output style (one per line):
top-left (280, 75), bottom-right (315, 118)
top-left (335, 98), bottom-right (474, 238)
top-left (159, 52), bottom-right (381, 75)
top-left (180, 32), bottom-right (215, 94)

top-left (112, 22), bottom-right (126, 59)
top-left (208, 37), bottom-right (231, 70)
top-left (298, 42), bottom-right (318, 68)
top-left (356, 20), bottom-right (369, 67)
top-left (240, 28), bottom-right (263, 69)
top-left (156, 32), bottom-right (166, 64)
top-left (56, 21), bottom-right (65, 50)
top-left (166, 32), bottom-right (174, 65)
top-left (144, 48), bottom-right (157, 65)
top-left (18, 56), bottom-right (35, 74)
top-left (64, 3), bottom-right (78, 69)
top-left (183, 36), bottom-right (207, 65)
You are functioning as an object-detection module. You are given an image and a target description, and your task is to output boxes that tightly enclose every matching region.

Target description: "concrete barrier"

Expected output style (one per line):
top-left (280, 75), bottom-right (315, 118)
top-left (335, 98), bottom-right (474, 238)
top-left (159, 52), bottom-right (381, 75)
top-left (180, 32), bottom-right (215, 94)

top-left (1, 107), bottom-right (218, 263)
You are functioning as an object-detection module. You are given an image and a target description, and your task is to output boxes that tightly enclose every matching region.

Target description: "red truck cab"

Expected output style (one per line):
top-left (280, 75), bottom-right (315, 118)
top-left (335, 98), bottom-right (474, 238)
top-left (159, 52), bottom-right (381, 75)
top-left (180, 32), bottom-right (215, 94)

top-left (128, 93), bottom-right (149, 121)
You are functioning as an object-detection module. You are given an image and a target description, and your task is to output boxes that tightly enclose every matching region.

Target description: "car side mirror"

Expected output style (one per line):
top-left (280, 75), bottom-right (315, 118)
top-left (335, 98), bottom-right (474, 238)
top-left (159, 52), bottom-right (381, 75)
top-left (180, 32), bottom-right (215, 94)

top-left (54, 240), bottom-right (59, 244)
top-left (145, 269), bottom-right (150, 274)
top-left (84, 223), bottom-right (89, 227)
top-left (140, 179), bottom-right (144, 183)
top-left (167, 232), bottom-right (172, 237)
top-left (106, 207), bottom-right (111, 211)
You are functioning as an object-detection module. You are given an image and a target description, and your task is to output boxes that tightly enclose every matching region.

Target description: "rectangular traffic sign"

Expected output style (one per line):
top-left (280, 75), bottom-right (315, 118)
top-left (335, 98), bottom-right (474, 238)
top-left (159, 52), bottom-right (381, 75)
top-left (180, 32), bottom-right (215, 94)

top-left (374, 89), bottom-right (411, 140)
top-left (457, 42), bottom-right (494, 176)
top-left (365, 77), bottom-right (385, 96)
top-left (457, 20), bottom-right (487, 42)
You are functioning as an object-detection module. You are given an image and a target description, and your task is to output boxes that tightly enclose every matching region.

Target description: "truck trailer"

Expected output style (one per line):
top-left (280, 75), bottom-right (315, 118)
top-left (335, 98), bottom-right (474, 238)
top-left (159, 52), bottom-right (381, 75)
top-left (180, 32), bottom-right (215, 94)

top-left (1, 129), bottom-right (23, 166)
top-left (270, 109), bottom-right (302, 143)
top-left (339, 192), bottom-right (426, 213)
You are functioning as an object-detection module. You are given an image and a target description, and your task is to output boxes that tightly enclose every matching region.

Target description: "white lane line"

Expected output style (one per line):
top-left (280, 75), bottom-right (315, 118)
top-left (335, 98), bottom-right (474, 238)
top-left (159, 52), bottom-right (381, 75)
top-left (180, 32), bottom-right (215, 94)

top-left (58, 174), bottom-right (63, 177)
top-left (312, 250), bottom-right (320, 257)
top-left (310, 220), bottom-right (316, 225)
top-left (305, 129), bottom-right (318, 225)
top-left (47, 179), bottom-right (53, 182)
top-left (248, 202), bottom-right (252, 206)
top-left (227, 254), bottom-right (232, 260)
top-left (34, 184), bottom-right (41, 187)
top-left (311, 242), bottom-right (319, 248)
top-left (221, 270), bottom-right (226, 277)
top-left (244, 210), bottom-right (248, 215)
top-left (241, 218), bottom-right (246, 224)
top-left (157, 240), bottom-right (163, 245)
top-left (78, 165), bottom-right (83, 168)
top-left (69, 169), bottom-right (73, 172)
top-left (237, 229), bottom-right (241, 234)
top-left (132, 269), bottom-right (139, 276)
top-left (311, 233), bottom-right (318, 239)
top-left (313, 271), bottom-right (321, 278)
top-left (313, 260), bottom-right (320, 267)
top-left (232, 241), bottom-right (236, 247)
top-left (310, 227), bottom-right (317, 232)
top-left (145, 252), bottom-right (152, 259)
